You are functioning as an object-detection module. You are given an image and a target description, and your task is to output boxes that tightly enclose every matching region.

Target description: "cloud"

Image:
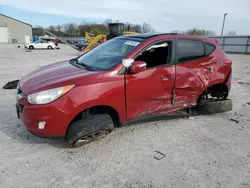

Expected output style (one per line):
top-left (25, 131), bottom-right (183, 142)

top-left (1, 0), bottom-right (250, 34)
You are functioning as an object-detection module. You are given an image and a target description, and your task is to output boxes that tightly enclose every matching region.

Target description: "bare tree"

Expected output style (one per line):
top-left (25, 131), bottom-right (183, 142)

top-left (62, 23), bottom-right (79, 36)
top-left (171, 30), bottom-right (179, 33)
top-left (32, 28), bottom-right (44, 36)
top-left (78, 24), bottom-right (86, 36)
top-left (205, 30), bottom-right (216, 37)
top-left (56, 25), bottom-right (62, 32)
top-left (104, 19), bottom-right (112, 25)
top-left (132, 24), bottom-right (142, 33)
top-left (142, 22), bottom-right (155, 33)
top-left (186, 28), bottom-right (216, 36)
top-left (33, 20), bottom-right (155, 37)
top-left (186, 28), bottom-right (201, 35)
top-left (227, 31), bottom-right (236, 36)
top-left (171, 30), bottom-right (186, 34)
top-left (124, 22), bottom-right (142, 33)
top-left (179, 31), bottom-right (186, 34)
top-left (47, 25), bottom-right (56, 32)
top-left (124, 22), bottom-right (131, 31)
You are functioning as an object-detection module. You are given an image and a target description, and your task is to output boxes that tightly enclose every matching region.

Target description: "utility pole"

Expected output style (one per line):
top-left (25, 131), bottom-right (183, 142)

top-left (221, 13), bottom-right (228, 36)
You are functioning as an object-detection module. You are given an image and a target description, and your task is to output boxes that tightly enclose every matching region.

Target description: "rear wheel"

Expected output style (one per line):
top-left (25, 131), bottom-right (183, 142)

top-left (195, 99), bottom-right (232, 114)
top-left (47, 45), bottom-right (52, 49)
top-left (65, 114), bottom-right (114, 148)
top-left (29, 45), bottom-right (34, 50)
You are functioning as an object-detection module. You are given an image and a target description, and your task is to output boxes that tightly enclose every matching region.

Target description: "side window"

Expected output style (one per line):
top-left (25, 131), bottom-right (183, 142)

top-left (177, 39), bottom-right (205, 62)
top-left (204, 42), bottom-right (215, 56)
top-left (135, 41), bottom-right (172, 69)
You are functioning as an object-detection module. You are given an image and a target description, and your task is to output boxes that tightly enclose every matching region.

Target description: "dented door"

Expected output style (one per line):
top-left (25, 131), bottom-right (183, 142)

top-left (160, 65), bottom-right (176, 109)
top-left (125, 67), bottom-right (166, 119)
top-left (174, 39), bottom-right (216, 105)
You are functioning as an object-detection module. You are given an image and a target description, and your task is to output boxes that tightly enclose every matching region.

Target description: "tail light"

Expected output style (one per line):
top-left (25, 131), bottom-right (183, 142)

top-left (224, 59), bottom-right (232, 69)
top-left (224, 59), bottom-right (232, 65)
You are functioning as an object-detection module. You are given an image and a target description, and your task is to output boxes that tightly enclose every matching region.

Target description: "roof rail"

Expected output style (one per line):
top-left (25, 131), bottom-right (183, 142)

top-left (164, 33), bottom-right (179, 35)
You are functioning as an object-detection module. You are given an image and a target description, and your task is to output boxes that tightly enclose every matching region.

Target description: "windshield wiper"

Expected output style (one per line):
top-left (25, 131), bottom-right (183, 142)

top-left (80, 62), bottom-right (94, 71)
top-left (70, 58), bottom-right (94, 71)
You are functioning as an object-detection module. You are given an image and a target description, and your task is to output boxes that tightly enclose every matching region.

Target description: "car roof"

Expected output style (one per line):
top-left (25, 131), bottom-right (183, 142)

top-left (118, 33), bottom-right (217, 45)
top-left (120, 33), bottom-right (179, 39)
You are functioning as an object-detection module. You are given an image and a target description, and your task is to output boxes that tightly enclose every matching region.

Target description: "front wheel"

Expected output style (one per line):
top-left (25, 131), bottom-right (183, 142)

top-left (47, 45), bottom-right (52, 49)
top-left (65, 114), bottom-right (114, 148)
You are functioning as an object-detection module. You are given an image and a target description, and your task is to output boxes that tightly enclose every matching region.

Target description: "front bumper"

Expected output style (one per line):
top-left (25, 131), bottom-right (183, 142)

top-left (16, 97), bottom-right (76, 137)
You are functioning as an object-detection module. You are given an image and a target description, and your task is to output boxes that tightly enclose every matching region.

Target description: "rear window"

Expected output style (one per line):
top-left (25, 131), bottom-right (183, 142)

top-left (177, 39), bottom-right (205, 62)
top-left (204, 42), bottom-right (216, 56)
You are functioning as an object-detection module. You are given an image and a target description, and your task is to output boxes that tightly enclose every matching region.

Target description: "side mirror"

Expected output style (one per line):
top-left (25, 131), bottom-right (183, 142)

top-left (122, 59), bottom-right (134, 68)
top-left (130, 61), bottom-right (147, 74)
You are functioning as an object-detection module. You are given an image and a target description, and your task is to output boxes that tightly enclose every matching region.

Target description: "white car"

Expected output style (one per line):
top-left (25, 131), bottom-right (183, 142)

top-left (24, 40), bottom-right (56, 50)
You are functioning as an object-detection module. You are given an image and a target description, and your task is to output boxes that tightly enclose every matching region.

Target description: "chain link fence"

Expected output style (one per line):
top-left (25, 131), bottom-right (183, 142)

top-left (210, 36), bottom-right (250, 54)
top-left (60, 36), bottom-right (86, 42)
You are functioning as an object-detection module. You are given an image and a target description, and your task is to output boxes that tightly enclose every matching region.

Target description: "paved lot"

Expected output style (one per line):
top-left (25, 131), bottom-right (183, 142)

top-left (0, 44), bottom-right (250, 188)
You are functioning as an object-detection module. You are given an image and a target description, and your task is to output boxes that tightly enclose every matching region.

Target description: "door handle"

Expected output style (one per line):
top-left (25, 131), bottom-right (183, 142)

top-left (161, 75), bottom-right (174, 80)
top-left (204, 67), bottom-right (212, 71)
top-left (161, 75), bottom-right (168, 80)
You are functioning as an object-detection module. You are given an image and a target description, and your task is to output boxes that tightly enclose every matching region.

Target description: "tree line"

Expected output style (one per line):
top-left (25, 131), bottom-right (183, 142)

top-left (172, 28), bottom-right (236, 36)
top-left (33, 20), bottom-right (155, 37)
top-left (33, 20), bottom-right (236, 37)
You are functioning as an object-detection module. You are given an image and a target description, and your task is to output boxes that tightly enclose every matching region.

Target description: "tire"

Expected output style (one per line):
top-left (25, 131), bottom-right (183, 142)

top-left (29, 45), bottom-right (34, 50)
top-left (65, 114), bottom-right (114, 148)
top-left (47, 45), bottom-right (52, 49)
top-left (195, 99), bottom-right (232, 114)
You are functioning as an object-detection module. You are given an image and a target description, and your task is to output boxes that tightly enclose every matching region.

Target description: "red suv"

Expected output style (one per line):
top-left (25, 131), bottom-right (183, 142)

top-left (16, 33), bottom-right (232, 147)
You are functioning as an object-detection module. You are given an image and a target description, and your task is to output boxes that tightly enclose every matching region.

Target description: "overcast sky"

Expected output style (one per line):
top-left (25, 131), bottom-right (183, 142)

top-left (1, 0), bottom-right (250, 35)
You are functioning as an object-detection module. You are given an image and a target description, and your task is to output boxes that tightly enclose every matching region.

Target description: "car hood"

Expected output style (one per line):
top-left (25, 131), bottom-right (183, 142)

top-left (19, 60), bottom-right (100, 94)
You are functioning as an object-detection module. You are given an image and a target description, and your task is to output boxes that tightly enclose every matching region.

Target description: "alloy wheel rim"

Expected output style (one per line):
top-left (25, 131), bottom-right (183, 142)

top-left (73, 130), bottom-right (109, 147)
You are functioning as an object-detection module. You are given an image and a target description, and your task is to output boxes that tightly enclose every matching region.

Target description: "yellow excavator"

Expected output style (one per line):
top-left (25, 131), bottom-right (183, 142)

top-left (83, 23), bottom-right (139, 52)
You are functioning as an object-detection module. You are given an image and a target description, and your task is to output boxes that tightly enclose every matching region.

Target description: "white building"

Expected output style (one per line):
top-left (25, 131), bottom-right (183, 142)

top-left (0, 13), bottom-right (33, 43)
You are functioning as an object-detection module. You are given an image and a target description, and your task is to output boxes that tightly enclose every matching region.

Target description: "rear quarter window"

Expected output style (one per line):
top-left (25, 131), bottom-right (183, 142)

top-left (204, 42), bottom-right (216, 56)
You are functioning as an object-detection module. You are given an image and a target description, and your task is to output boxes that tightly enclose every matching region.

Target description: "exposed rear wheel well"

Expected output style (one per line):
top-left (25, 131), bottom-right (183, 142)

top-left (69, 105), bottom-right (121, 128)
top-left (198, 83), bottom-right (228, 104)
top-left (208, 83), bottom-right (228, 97)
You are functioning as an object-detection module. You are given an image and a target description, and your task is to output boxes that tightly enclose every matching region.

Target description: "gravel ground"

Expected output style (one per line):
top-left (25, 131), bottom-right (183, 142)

top-left (0, 44), bottom-right (250, 188)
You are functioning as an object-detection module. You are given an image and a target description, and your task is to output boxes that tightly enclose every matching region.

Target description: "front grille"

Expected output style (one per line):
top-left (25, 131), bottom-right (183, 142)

top-left (16, 103), bottom-right (24, 113)
top-left (16, 85), bottom-right (25, 99)
top-left (17, 86), bottom-right (23, 95)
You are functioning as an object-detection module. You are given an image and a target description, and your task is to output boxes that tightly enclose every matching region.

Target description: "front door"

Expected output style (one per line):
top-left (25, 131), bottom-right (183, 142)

top-left (125, 39), bottom-right (175, 120)
top-left (37, 40), bottom-right (46, 49)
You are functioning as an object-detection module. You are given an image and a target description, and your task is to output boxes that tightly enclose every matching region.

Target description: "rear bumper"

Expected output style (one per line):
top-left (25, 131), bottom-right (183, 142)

top-left (225, 69), bottom-right (232, 93)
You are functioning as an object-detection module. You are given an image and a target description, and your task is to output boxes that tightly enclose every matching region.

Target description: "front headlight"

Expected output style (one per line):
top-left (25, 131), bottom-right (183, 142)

top-left (27, 85), bottom-right (75, 104)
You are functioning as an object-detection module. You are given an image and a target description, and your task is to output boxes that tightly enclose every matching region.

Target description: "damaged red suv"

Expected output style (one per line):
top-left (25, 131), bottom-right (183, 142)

top-left (16, 33), bottom-right (232, 147)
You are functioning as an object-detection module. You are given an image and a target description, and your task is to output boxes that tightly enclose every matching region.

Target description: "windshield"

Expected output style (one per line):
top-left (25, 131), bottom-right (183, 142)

top-left (75, 38), bottom-right (141, 71)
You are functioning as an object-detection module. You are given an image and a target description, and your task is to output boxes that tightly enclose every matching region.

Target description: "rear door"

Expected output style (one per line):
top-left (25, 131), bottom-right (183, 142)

top-left (41, 41), bottom-right (49, 49)
top-left (173, 38), bottom-right (216, 105)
